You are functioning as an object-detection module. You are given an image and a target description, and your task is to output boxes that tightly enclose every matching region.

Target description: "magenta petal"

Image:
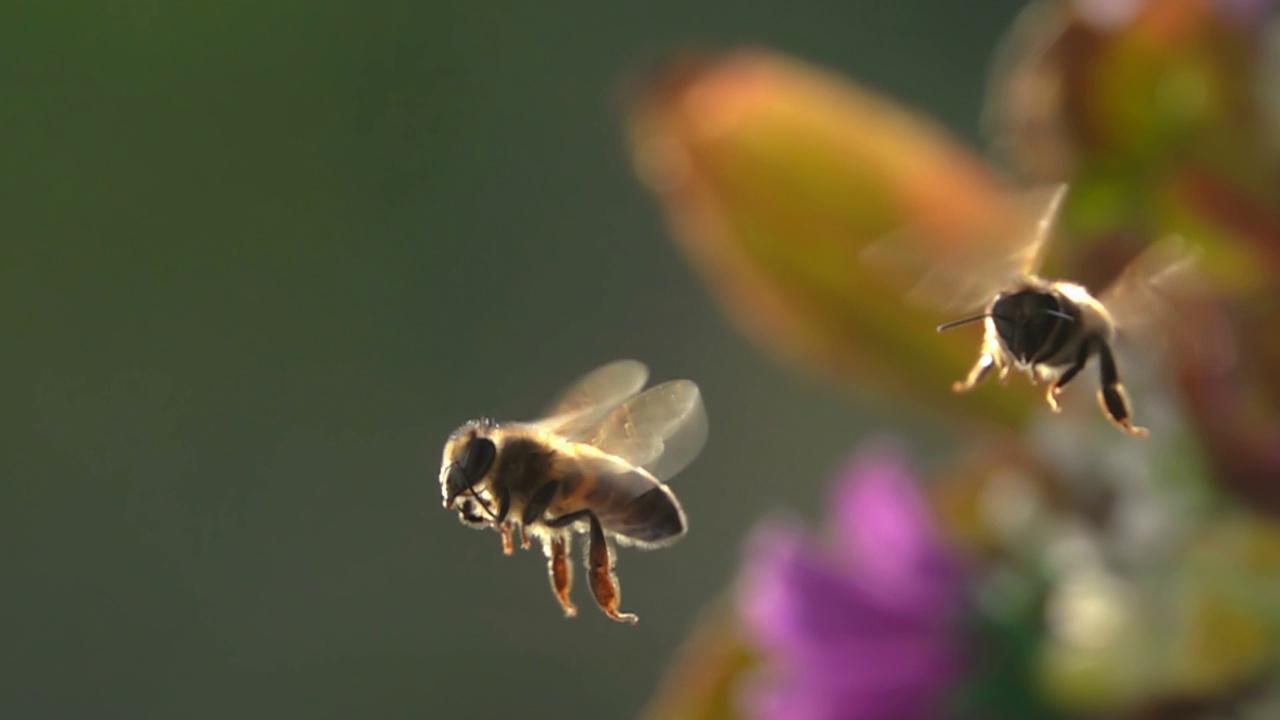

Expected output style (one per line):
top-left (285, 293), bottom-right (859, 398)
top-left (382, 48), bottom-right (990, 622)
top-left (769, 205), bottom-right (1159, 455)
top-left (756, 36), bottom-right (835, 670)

top-left (736, 438), bottom-right (965, 720)
top-left (740, 522), bottom-right (938, 655)
top-left (831, 441), bottom-right (959, 611)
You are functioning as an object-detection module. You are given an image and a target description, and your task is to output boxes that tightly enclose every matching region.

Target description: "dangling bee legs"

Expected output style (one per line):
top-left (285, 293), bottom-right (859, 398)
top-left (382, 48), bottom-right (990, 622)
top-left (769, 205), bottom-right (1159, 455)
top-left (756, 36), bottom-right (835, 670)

top-left (1093, 338), bottom-right (1148, 437)
top-left (1045, 338), bottom-right (1092, 413)
top-left (953, 353), bottom-right (997, 393)
top-left (544, 534), bottom-right (577, 618)
top-left (542, 508), bottom-right (592, 618)
top-left (588, 514), bottom-right (638, 624)
top-left (542, 509), bottom-right (638, 623)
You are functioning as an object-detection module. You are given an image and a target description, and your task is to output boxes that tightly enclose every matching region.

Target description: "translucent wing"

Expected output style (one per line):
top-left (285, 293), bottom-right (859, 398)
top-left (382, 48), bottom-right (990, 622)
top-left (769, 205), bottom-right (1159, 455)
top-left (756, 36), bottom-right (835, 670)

top-left (577, 379), bottom-right (708, 483)
top-left (860, 183), bottom-right (1068, 312)
top-left (534, 359), bottom-right (649, 439)
top-left (563, 452), bottom-right (685, 546)
top-left (1100, 235), bottom-right (1203, 342)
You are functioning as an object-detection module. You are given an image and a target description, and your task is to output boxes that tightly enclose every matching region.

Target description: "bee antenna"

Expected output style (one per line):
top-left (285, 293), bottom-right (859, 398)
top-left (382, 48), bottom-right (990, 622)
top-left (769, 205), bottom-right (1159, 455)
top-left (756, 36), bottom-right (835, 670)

top-left (936, 313), bottom-right (992, 332)
top-left (1043, 309), bottom-right (1075, 322)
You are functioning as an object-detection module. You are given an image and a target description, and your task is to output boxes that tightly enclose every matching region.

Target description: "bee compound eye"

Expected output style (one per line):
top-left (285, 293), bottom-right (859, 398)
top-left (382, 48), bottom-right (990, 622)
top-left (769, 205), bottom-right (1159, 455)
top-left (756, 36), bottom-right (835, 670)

top-left (463, 437), bottom-right (497, 481)
top-left (445, 465), bottom-right (471, 503)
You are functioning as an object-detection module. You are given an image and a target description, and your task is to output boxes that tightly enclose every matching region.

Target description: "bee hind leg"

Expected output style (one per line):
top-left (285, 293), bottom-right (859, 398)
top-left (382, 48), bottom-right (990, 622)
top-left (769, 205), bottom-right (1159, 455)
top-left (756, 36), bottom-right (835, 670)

top-left (953, 353), bottom-right (996, 393)
top-left (1093, 338), bottom-right (1148, 437)
top-left (544, 534), bottom-right (577, 618)
top-left (586, 513), bottom-right (638, 625)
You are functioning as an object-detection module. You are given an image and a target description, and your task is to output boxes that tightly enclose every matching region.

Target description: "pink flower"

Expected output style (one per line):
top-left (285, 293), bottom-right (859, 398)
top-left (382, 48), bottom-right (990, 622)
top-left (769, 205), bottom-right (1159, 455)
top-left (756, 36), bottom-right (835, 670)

top-left (737, 440), bottom-right (964, 720)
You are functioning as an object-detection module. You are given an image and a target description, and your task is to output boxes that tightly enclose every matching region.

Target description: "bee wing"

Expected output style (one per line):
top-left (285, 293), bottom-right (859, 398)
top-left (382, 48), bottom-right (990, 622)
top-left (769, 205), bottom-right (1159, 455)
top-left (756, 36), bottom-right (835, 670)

top-left (534, 359), bottom-right (650, 439)
top-left (576, 379), bottom-right (708, 483)
top-left (1100, 235), bottom-right (1204, 342)
top-left (860, 183), bottom-right (1068, 312)
top-left (566, 452), bottom-right (686, 545)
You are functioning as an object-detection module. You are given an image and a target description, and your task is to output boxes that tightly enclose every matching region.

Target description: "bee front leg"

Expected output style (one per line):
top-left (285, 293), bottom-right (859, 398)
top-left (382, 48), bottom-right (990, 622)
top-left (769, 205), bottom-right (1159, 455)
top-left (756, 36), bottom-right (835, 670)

top-left (953, 353), bottom-right (996, 393)
top-left (1094, 338), bottom-right (1149, 437)
top-left (586, 513), bottom-right (638, 625)
top-left (494, 488), bottom-right (513, 555)
top-left (545, 534), bottom-right (577, 618)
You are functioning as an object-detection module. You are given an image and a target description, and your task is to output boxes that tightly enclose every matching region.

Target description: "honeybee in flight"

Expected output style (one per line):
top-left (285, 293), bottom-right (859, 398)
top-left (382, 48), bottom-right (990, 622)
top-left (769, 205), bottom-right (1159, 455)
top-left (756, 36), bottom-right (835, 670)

top-left (864, 183), bottom-right (1196, 436)
top-left (439, 360), bottom-right (707, 623)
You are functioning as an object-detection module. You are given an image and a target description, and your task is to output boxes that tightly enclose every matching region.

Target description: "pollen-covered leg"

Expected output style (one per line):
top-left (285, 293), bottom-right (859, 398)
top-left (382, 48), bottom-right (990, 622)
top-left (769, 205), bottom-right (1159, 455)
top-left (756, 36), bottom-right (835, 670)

top-left (953, 353), bottom-right (996, 393)
top-left (1095, 339), bottom-right (1149, 437)
top-left (545, 534), bottom-right (577, 618)
top-left (586, 513), bottom-right (638, 625)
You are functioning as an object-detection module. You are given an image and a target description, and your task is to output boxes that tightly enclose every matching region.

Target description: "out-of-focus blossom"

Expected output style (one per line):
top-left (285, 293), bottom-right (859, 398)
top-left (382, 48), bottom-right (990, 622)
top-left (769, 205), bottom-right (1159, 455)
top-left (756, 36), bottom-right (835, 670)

top-left (985, 0), bottom-right (1280, 274)
top-left (1036, 512), bottom-right (1280, 714)
top-left (625, 49), bottom-right (1048, 431)
top-left (1168, 290), bottom-right (1280, 510)
top-left (735, 441), bottom-right (963, 720)
top-left (986, 0), bottom-right (1276, 187)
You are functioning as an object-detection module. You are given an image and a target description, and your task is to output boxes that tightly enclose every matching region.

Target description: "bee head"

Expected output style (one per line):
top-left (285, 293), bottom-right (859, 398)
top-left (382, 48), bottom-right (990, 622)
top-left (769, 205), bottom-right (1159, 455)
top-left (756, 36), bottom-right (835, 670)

top-left (440, 419), bottom-right (498, 509)
top-left (990, 290), bottom-right (1073, 363)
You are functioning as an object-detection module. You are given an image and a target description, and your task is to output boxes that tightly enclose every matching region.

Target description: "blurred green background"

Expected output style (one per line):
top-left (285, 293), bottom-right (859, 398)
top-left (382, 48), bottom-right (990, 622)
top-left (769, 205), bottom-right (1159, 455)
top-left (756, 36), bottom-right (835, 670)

top-left (3, 2), bottom-right (1023, 717)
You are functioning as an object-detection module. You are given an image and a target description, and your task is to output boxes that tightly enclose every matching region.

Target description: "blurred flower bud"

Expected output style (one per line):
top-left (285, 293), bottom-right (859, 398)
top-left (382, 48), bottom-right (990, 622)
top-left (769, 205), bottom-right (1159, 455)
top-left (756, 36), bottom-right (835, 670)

top-left (626, 49), bottom-right (1051, 430)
